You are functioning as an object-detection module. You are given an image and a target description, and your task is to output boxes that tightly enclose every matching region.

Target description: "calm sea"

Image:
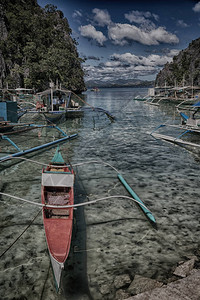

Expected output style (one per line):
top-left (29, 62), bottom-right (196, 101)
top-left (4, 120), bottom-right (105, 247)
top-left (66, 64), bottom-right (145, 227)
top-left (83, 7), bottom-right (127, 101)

top-left (0, 87), bottom-right (200, 300)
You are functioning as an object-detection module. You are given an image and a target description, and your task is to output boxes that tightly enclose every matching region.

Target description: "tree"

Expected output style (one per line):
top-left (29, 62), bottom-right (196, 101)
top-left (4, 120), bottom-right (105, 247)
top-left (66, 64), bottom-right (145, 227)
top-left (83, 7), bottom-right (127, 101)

top-left (0, 0), bottom-right (86, 92)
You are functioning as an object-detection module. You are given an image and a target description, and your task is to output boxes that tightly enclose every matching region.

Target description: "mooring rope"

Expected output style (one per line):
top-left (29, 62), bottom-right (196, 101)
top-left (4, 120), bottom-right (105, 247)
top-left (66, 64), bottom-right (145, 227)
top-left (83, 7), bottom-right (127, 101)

top-left (7, 157), bottom-right (120, 173)
top-left (4, 156), bottom-right (49, 166)
top-left (70, 90), bottom-right (95, 110)
top-left (72, 160), bottom-right (120, 173)
top-left (0, 209), bottom-right (41, 259)
top-left (70, 91), bottom-right (115, 121)
top-left (0, 192), bottom-right (150, 211)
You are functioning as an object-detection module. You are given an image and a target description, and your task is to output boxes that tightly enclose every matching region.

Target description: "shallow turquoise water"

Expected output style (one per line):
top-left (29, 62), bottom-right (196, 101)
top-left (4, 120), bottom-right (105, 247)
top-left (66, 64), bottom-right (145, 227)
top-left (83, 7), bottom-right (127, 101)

top-left (0, 87), bottom-right (200, 299)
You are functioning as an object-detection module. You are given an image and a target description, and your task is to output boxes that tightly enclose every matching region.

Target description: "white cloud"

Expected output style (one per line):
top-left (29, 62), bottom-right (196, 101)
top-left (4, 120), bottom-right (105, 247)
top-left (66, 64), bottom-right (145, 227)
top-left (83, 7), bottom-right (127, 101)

top-left (108, 23), bottom-right (179, 46)
top-left (152, 13), bottom-right (159, 22)
top-left (167, 49), bottom-right (180, 57)
top-left (133, 65), bottom-right (156, 72)
top-left (150, 27), bottom-right (179, 44)
top-left (176, 20), bottom-right (189, 28)
top-left (84, 62), bottom-right (158, 82)
top-left (79, 25), bottom-right (107, 45)
top-left (92, 8), bottom-right (112, 26)
top-left (111, 53), bottom-right (142, 65)
top-left (144, 54), bottom-right (172, 66)
top-left (84, 49), bottom-right (181, 82)
top-left (79, 9), bottom-right (179, 47)
top-left (193, 1), bottom-right (200, 12)
top-left (111, 52), bottom-right (176, 67)
top-left (124, 10), bottom-right (159, 25)
top-left (104, 61), bottom-right (122, 67)
top-left (73, 10), bottom-right (82, 18)
top-left (125, 11), bottom-right (149, 24)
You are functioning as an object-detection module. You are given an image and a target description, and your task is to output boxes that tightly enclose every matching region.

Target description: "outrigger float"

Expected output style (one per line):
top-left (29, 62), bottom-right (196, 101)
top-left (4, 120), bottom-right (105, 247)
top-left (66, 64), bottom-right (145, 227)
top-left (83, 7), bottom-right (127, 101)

top-left (0, 123), bottom-right (77, 162)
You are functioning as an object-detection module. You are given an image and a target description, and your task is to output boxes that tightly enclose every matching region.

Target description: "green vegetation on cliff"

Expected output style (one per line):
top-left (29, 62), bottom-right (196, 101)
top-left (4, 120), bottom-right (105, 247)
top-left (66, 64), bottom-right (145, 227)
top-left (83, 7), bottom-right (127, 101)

top-left (155, 38), bottom-right (200, 87)
top-left (0, 0), bottom-right (86, 92)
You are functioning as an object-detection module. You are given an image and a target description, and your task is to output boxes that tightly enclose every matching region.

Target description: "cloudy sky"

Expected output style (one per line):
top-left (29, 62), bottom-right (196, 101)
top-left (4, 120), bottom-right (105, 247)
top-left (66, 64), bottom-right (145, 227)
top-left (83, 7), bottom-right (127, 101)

top-left (38, 0), bottom-right (200, 83)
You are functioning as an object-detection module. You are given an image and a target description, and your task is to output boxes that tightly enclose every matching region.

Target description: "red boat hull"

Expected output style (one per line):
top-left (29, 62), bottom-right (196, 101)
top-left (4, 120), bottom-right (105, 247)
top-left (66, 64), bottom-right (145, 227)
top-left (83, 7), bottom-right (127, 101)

top-left (41, 164), bottom-right (74, 288)
top-left (42, 188), bottom-right (74, 263)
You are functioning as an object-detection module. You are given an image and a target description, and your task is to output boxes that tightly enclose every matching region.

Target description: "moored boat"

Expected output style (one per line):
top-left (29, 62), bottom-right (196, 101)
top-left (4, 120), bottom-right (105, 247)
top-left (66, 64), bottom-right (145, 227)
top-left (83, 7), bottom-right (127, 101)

top-left (91, 87), bottom-right (100, 92)
top-left (41, 147), bottom-right (74, 289)
top-left (18, 88), bottom-right (84, 123)
top-left (150, 100), bottom-right (200, 148)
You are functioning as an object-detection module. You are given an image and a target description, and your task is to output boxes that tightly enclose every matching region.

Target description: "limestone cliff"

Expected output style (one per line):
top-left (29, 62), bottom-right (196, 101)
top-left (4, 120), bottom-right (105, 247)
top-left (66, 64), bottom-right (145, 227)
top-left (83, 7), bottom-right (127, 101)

top-left (0, 3), bottom-right (8, 88)
top-left (155, 38), bottom-right (200, 87)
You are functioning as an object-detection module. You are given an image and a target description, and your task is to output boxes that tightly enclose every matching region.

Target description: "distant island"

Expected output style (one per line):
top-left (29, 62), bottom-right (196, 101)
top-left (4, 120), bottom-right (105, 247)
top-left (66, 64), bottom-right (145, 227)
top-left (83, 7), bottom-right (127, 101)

top-left (85, 79), bottom-right (154, 88)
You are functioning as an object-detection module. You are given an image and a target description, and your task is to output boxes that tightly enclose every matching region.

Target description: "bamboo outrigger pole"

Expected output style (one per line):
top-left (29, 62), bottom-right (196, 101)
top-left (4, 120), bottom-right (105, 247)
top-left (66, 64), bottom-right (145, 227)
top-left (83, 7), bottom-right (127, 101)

top-left (117, 174), bottom-right (156, 226)
top-left (0, 134), bottom-right (77, 162)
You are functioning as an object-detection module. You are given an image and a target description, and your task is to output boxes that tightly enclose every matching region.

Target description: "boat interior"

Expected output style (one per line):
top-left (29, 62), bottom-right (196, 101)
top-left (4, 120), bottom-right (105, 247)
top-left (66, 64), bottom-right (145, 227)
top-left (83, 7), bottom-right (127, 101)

top-left (44, 186), bottom-right (72, 219)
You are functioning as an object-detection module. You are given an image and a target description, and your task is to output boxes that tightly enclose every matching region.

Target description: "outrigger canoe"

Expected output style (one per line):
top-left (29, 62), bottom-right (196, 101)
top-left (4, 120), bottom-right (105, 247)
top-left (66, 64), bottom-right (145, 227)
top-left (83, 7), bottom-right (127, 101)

top-left (41, 147), bottom-right (74, 289)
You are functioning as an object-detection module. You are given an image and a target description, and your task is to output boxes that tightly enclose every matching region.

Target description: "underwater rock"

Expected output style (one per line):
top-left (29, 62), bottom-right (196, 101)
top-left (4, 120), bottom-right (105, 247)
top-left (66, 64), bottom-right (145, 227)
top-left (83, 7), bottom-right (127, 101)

top-left (114, 274), bottom-right (131, 289)
top-left (126, 270), bottom-right (200, 300)
top-left (115, 288), bottom-right (131, 300)
top-left (128, 275), bottom-right (163, 295)
top-left (99, 283), bottom-right (111, 295)
top-left (173, 258), bottom-right (196, 277)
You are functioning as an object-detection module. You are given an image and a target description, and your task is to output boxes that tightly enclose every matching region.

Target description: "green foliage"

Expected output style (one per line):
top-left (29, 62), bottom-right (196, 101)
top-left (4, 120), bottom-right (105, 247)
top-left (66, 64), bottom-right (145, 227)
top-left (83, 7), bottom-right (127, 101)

top-left (156, 38), bottom-right (200, 87)
top-left (1, 0), bottom-right (85, 92)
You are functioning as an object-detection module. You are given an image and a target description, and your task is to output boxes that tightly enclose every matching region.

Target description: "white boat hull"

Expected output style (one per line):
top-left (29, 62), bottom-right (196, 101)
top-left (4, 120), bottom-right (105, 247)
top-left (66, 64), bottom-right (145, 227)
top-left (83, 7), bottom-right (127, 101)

top-left (49, 253), bottom-right (64, 290)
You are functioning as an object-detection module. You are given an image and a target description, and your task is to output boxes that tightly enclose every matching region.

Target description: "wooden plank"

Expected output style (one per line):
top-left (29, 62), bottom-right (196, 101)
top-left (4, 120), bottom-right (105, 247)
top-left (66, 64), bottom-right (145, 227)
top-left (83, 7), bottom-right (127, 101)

top-left (0, 125), bottom-right (13, 128)
top-left (0, 121), bottom-right (10, 124)
top-left (0, 126), bottom-right (44, 136)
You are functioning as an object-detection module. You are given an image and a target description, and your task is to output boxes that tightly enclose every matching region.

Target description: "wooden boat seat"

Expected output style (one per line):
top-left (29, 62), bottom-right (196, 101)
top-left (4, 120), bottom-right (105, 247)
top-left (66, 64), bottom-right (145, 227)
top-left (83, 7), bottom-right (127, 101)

top-left (51, 209), bottom-right (70, 217)
top-left (50, 168), bottom-right (65, 172)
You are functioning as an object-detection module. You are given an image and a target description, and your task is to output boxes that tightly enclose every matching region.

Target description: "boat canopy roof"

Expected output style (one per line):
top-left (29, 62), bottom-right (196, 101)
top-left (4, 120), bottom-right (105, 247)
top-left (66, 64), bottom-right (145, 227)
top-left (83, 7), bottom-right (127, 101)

top-left (42, 172), bottom-right (74, 187)
top-left (15, 88), bottom-right (33, 91)
top-left (37, 88), bottom-right (71, 96)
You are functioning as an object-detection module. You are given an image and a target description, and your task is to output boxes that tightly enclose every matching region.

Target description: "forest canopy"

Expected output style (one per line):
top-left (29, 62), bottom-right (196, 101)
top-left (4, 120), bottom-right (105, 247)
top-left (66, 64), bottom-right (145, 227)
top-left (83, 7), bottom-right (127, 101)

top-left (0, 0), bottom-right (86, 92)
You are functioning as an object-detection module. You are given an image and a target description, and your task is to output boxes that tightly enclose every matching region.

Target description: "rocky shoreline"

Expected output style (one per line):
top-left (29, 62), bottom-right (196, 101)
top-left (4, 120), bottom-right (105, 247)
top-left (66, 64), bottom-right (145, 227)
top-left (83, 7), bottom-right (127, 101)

top-left (104, 252), bottom-right (200, 299)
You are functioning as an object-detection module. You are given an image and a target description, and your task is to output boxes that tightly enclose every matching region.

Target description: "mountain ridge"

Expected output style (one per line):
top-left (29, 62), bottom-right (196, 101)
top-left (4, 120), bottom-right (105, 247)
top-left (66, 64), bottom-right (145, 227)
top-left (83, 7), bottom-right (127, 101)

top-left (85, 78), bottom-right (154, 88)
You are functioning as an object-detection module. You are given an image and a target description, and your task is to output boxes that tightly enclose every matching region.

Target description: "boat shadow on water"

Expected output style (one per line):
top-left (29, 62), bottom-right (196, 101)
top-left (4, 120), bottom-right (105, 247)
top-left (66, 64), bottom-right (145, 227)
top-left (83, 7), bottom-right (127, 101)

top-left (62, 179), bottom-right (92, 300)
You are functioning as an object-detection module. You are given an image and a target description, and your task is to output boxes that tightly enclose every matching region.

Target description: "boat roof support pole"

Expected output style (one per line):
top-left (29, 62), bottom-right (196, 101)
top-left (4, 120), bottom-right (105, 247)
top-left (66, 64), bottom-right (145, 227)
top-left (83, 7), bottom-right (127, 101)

top-left (175, 130), bottom-right (191, 140)
top-left (66, 93), bottom-right (71, 108)
top-left (150, 124), bottom-right (166, 135)
top-left (51, 84), bottom-right (53, 112)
